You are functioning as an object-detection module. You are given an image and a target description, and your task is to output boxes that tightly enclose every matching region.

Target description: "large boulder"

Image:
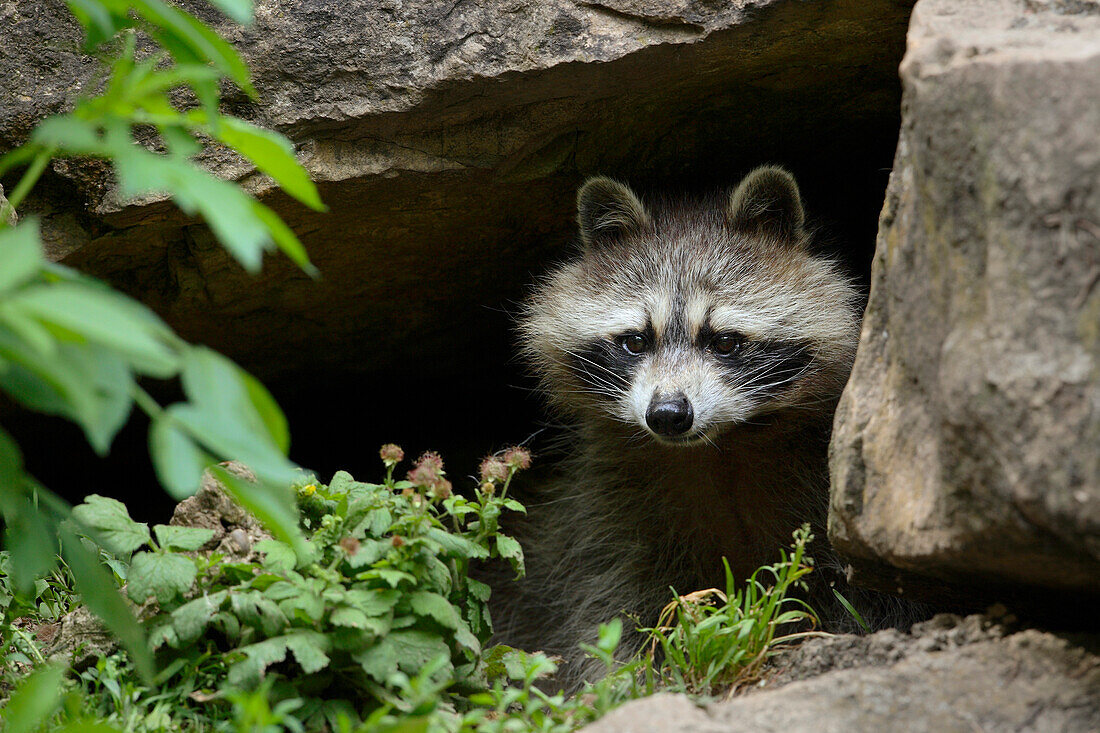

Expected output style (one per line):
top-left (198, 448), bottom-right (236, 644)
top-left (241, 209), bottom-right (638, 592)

top-left (583, 615), bottom-right (1100, 733)
top-left (829, 0), bottom-right (1100, 606)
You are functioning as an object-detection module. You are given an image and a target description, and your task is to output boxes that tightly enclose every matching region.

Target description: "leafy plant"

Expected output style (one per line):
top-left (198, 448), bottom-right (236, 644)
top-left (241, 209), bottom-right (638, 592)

top-left (458, 620), bottom-right (652, 733)
top-left (1, 457), bottom-right (827, 731)
top-left (9, 448), bottom-right (530, 730)
top-left (641, 524), bottom-right (822, 696)
top-left (0, 0), bottom-right (323, 679)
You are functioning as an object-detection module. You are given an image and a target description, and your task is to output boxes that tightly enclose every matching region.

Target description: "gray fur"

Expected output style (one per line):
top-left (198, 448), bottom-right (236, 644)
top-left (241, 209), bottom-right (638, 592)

top-left (491, 168), bottom-right (918, 690)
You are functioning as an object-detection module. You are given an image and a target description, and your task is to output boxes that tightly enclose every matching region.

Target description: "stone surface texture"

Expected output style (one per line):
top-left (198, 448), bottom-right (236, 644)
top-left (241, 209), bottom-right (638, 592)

top-left (582, 615), bottom-right (1100, 733)
top-left (829, 0), bottom-right (1100, 600)
top-left (0, 0), bottom-right (912, 384)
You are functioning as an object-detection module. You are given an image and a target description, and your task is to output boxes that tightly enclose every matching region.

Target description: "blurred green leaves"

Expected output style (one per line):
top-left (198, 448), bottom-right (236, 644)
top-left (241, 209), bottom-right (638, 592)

top-left (0, 0), bottom-right (323, 695)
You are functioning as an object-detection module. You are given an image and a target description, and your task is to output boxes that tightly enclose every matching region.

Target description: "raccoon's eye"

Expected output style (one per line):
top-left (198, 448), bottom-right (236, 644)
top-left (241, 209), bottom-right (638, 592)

top-left (619, 334), bottom-right (649, 355)
top-left (710, 333), bottom-right (745, 357)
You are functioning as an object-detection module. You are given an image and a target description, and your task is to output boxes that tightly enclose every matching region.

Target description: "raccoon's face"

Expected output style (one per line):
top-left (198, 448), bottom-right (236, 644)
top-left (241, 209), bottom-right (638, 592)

top-left (523, 167), bottom-right (860, 447)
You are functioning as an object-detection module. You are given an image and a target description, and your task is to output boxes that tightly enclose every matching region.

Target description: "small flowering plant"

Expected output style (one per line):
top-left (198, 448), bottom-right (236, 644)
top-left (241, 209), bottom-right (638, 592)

top-left (53, 446), bottom-right (532, 729)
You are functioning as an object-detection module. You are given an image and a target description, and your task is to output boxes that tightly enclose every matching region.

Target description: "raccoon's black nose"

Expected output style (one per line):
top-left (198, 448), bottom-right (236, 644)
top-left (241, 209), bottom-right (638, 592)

top-left (646, 394), bottom-right (694, 437)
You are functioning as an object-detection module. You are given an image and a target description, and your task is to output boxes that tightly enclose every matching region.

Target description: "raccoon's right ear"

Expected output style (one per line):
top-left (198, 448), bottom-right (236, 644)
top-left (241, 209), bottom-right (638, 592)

top-left (576, 176), bottom-right (651, 252)
top-left (727, 166), bottom-right (806, 240)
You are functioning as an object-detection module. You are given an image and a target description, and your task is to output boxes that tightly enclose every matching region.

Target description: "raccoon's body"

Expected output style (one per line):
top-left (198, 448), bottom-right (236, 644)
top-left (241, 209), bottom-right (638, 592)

top-left (492, 168), bottom-right (911, 688)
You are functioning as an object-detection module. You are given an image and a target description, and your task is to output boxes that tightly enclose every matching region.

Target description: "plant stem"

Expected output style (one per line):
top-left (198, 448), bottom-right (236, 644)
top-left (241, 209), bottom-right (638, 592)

top-left (130, 382), bottom-right (166, 420)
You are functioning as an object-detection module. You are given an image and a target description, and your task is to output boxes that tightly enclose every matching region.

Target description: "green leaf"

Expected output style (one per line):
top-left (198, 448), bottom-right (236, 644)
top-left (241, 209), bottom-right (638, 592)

top-left (343, 538), bottom-right (388, 569)
top-left (10, 282), bottom-right (178, 377)
top-left (390, 630), bottom-right (452, 675)
top-left (330, 606), bottom-right (369, 629)
top-left (362, 567), bottom-right (416, 588)
top-left (229, 631), bottom-right (331, 687)
top-left (277, 587), bottom-right (324, 623)
top-left (0, 335), bottom-right (88, 421)
top-left (149, 416), bottom-right (211, 500)
top-left (366, 507), bottom-right (393, 538)
top-left (60, 526), bottom-right (154, 682)
top-left (408, 590), bottom-right (459, 630)
top-left (354, 638), bottom-right (397, 683)
top-left (2, 663), bottom-right (66, 733)
top-left (0, 493), bottom-right (61, 596)
top-left (65, 344), bottom-right (133, 454)
top-left (239, 367), bottom-right (291, 454)
top-left (106, 136), bottom-right (271, 273)
top-left (466, 577), bottom-right (492, 602)
top-left (169, 590), bottom-right (228, 644)
top-left (284, 630), bottom-right (330, 673)
top-left (0, 300), bottom-right (57, 357)
top-left (172, 348), bottom-right (296, 484)
top-left (231, 590), bottom-right (288, 636)
top-left (0, 435), bottom-right (62, 595)
top-left (30, 116), bottom-right (103, 155)
top-left (170, 403), bottom-right (297, 485)
top-left (175, 347), bottom-right (290, 458)
top-left (0, 423), bottom-right (24, 487)
top-left (344, 588), bottom-right (401, 617)
top-left (254, 538), bottom-right (295, 572)
top-left (495, 534), bottom-right (523, 565)
top-left (199, 114), bottom-right (325, 212)
top-left (0, 336), bottom-right (134, 455)
top-left (0, 220), bottom-right (43, 292)
top-left (71, 494), bottom-right (151, 556)
top-left (228, 635), bottom-right (291, 688)
top-left (130, 0), bottom-right (255, 97)
top-left (64, 0), bottom-right (131, 49)
top-left (153, 524), bottom-right (215, 551)
top-left (453, 620), bottom-right (481, 657)
top-left (126, 551), bottom-right (198, 603)
top-left (250, 201), bottom-right (319, 277)
top-left (832, 589), bottom-right (871, 633)
top-left (425, 528), bottom-right (489, 560)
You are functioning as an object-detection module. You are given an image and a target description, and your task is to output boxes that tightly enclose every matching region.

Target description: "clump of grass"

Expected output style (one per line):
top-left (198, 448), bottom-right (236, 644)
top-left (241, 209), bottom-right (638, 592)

top-left (641, 524), bottom-right (821, 696)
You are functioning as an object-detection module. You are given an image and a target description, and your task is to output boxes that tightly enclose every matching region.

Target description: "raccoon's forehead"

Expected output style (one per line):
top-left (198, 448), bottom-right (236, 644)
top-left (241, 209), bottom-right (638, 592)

top-left (557, 254), bottom-right (851, 343)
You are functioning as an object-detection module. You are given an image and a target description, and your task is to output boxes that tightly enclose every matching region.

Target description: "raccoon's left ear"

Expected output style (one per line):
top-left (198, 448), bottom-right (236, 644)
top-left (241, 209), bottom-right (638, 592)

top-left (576, 176), bottom-right (652, 252)
top-left (727, 166), bottom-right (805, 239)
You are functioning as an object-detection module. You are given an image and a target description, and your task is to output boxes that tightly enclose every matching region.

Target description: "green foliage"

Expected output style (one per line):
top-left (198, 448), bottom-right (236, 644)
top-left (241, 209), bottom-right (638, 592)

top-left (641, 524), bottom-right (821, 696)
top-left (1, 457), bottom-right (825, 732)
top-left (458, 620), bottom-right (652, 733)
top-left (2, 664), bottom-right (70, 733)
top-left (0, 0), bottom-right (323, 685)
top-left (0, 450), bottom-right (530, 731)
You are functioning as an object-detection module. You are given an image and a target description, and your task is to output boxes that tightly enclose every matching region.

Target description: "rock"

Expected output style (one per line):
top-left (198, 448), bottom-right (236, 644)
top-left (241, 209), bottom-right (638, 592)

top-left (583, 616), bottom-right (1100, 733)
top-left (42, 605), bottom-right (117, 671)
top-left (169, 462), bottom-right (272, 560)
top-left (829, 0), bottom-right (1100, 605)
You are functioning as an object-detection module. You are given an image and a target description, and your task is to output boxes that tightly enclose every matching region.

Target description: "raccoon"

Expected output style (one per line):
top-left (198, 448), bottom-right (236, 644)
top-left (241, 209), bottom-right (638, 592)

top-left (492, 167), bottom-right (908, 689)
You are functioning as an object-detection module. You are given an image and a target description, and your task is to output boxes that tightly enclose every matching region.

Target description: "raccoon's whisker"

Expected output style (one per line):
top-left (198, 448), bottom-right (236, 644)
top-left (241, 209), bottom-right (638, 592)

top-left (561, 348), bottom-right (631, 390)
top-left (547, 349), bottom-right (626, 394)
top-left (698, 432), bottom-right (720, 451)
top-left (735, 357), bottom-right (818, 395)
